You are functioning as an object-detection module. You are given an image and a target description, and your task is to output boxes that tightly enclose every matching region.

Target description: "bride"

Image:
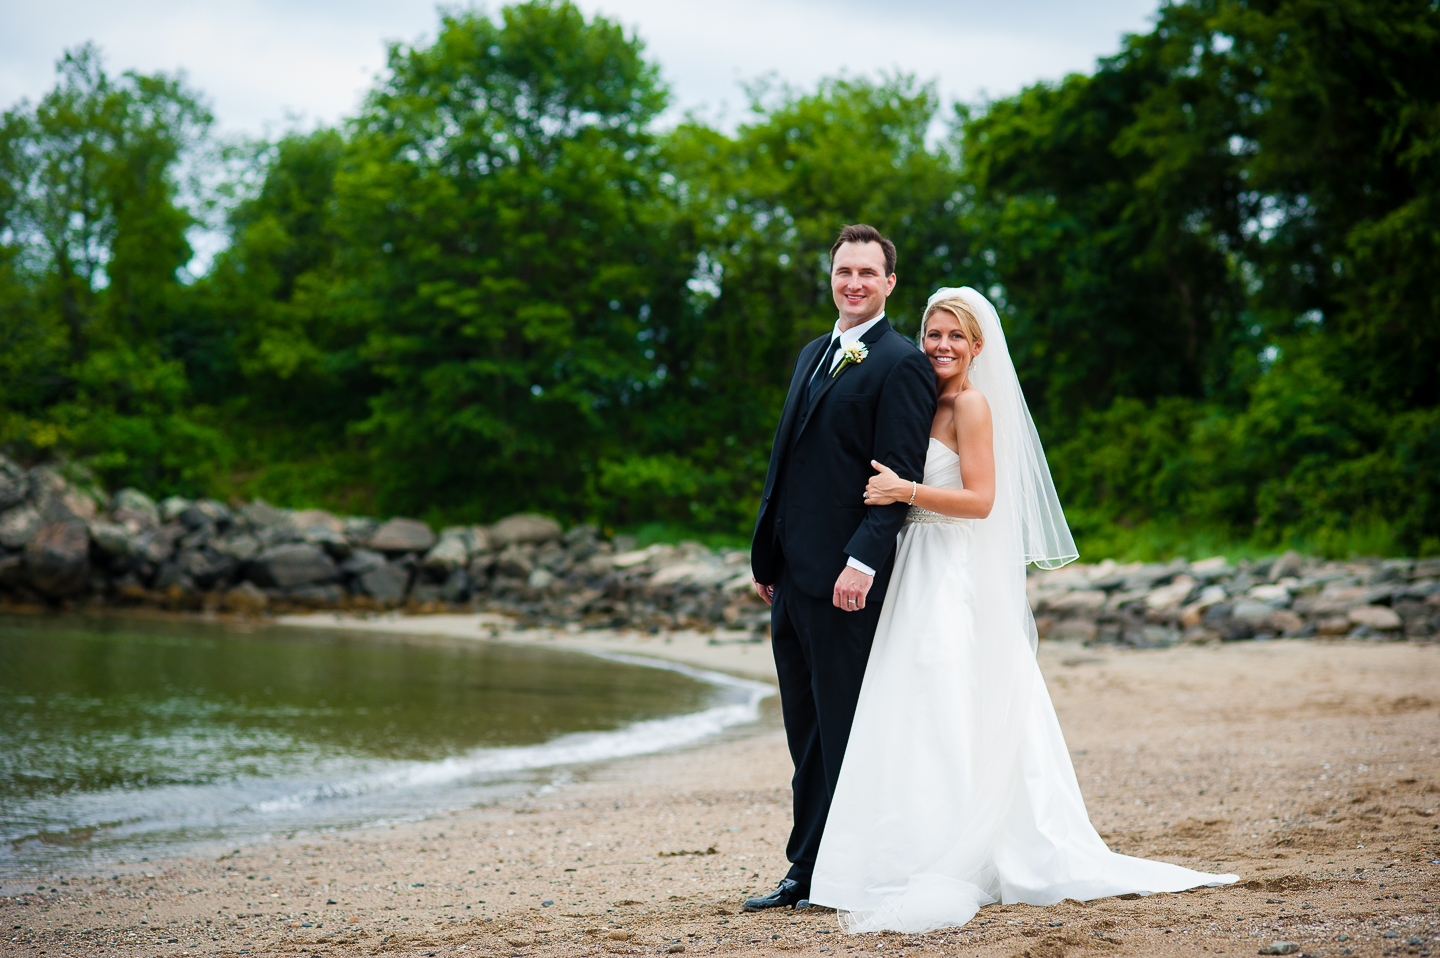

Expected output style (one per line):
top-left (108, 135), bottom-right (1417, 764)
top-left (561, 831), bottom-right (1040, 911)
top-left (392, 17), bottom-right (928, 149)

top-left (806, 287), bottom-right (1237, 933)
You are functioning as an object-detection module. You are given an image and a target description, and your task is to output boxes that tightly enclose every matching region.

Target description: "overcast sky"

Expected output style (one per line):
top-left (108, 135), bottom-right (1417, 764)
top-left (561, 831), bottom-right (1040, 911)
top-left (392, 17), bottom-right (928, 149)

top-left (3, 0), bottom-right (1161, 137)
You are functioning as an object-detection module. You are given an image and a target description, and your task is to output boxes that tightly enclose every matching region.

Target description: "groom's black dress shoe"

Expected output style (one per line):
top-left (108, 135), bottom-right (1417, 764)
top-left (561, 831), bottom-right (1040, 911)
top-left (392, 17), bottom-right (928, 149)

top-left (742, 879), bottom-right (808, 912)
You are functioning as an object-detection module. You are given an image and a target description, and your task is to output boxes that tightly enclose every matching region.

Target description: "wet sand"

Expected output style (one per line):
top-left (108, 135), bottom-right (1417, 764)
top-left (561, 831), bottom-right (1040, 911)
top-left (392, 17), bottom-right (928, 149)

top-left (3, 622), bottom-right (1437, 958)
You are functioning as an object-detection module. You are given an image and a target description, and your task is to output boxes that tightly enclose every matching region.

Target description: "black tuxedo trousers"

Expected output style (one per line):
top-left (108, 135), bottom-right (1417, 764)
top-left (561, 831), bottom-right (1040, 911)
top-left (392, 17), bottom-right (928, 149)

top-left (750, 318), bottom-right (934, 887)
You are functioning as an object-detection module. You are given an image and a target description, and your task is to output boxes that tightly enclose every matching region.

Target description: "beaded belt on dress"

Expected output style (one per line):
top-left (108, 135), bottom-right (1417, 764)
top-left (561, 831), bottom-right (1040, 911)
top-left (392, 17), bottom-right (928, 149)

top-left (905, 505), bottom-right (972, 527)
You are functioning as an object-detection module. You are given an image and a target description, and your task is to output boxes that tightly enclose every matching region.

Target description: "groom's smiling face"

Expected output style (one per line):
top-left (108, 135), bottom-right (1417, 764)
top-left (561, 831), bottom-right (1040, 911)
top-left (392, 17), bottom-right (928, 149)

top-left (831, 241), bottom-right (896, 329)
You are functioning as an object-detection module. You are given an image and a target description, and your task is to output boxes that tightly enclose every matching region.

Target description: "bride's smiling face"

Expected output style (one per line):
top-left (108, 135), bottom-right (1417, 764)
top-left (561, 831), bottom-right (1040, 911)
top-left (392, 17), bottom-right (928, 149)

top-left (922, 311), bottom-right (981, 384)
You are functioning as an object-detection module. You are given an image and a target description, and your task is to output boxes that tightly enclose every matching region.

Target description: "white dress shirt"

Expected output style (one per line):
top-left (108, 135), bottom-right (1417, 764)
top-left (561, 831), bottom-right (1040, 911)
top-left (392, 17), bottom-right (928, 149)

top-left (811, 312), bottom-right (887, 578)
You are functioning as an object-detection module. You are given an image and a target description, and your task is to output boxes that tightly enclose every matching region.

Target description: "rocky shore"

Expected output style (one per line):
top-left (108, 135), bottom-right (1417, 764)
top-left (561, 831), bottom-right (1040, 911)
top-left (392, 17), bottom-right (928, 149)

top-left (2, 455), bottom-right (1435, 644)
top-left (0, 457), bottom-right (769, 634)
top-left (1029, 551), bottom-right (1439, 645)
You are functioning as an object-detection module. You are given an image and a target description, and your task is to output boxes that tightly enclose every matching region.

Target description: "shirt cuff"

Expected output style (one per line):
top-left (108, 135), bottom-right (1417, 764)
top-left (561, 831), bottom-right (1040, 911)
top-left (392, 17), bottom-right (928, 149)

top-left (846, 556), bottom-right (876, 577)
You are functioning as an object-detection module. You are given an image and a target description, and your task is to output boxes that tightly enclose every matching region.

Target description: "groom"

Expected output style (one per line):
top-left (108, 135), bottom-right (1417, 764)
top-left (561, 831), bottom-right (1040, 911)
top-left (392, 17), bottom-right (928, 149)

top-left (745, 224), bottom-right (935, 911)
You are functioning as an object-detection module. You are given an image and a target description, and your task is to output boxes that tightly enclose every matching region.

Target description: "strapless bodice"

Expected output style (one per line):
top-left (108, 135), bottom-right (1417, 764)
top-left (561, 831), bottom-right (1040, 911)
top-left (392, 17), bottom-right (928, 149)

top-left (921, 437), bottom-right (961, 488)
top-left (907, 438), bottom-right (969, 527)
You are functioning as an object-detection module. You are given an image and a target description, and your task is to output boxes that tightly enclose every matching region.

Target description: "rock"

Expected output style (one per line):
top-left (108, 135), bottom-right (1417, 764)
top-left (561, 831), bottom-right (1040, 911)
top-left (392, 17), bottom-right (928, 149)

top-left (440, 569), bottom-right (471, 603)
top-left (1269, 550), bottom-right (1303, 581)
top-left (1046, 590), bottom-right (1107, 614)
top-left (368, 517), bottom-right (436, 553)
top-left (563, 523), bottom-right (600, 546)
top-left (131, 525), bottom-right (182, 564)
top-left (1048, 619), bottom-right (1098, 642)
top-left (358, 563), bottom-right (411, 603)
top-left (423, 536), bottom-right (469, 574)
top-left (286, 583), bottom-right (345, 605)
top-left (1231, 599), bottom-right (1276, 624)
top-left (192, 499), bottom-right (233, 525)
top-left (176, 548), bottom-right (238, 588)
top-left (291, 509), bottom-right (344, 534)
top-left (1265, 609), bottom-right (1305, 634)
top-left (240, 498), bottom-right (291, 529)
top-left (0, 553), bottom-right (24, 591)
top-left (24, 521), bottom-right (91, 597)
top-left (158, 495), bottom-right (192, 523)
top-left (213, 533), bottom-right (261, 563)
top-left (1316, 615), bottom-right (1351, 636)
top-left (1188, 555), bottom-right (1233, 578)
top-left (0, 472), bottom-right (27, 512)
top-left (0, 503), bottom-right (42, 549)
top-left (1144, 575), bottom-right (1197, 611)
top-left (300, 523), bottom-right (351, 557)
top-left (495, 544), bottom-right (534, 579)
top-left (528, 568), bottom-right (557, 591)
top-left (177, 504), bottom-right (215, 530)
top-left (341, 549), bottom-right (387, 576)
top-left (1121, 625), bottom-right (1181, 648)
top-left (222, 581), bottom-right (270, 615)
top-left (343, 516), bottom-right (379, 542)
top-left (465, 525), bottom-right (493, 555)
top-left (111, 488), bottom-right (159, 530)
top-left (1246, 583), bottom-right (1293, 607)
top-left (650, 561), bottom-right (735, 588)
top-left (1258, 943), bottom-right (1299, 956)
top-left (1179, 585), bottom-right (1230, 627)
top-left (612, 546), bottom-right (655, 570)
top-left (153, 561), bottom-right (194, 592)
top-left (534, 540), bottom-right (569, 573)
top-left (1182, 627), bottom-right (1222, 644)
top-left (1411, 558), bottom-right (1440, 580)
top-left (249, 543), bottom-right (339, 589)
top-left (488, 513), bottom-right (562, 548)
top-left (29, 467), bottom-right (99, 521)
top-left (1347, 605), bottom-right (1402, 631)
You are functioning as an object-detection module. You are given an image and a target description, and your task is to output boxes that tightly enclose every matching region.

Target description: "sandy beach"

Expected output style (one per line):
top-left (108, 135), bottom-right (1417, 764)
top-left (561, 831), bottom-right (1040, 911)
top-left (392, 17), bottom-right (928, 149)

top-left (2, 616), bottom-right (1437, 958)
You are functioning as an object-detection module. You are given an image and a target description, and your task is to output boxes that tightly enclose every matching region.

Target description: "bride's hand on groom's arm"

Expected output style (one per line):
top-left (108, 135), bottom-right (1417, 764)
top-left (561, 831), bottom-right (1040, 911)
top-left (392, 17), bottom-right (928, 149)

top-left (864, 460), bottom-right (908, 506)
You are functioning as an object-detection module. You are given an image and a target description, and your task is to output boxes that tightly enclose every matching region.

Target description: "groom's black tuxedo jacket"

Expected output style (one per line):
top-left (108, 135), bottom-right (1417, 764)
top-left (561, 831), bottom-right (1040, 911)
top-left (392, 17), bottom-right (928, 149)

top-left (751, 318), bottom-right (935, 599)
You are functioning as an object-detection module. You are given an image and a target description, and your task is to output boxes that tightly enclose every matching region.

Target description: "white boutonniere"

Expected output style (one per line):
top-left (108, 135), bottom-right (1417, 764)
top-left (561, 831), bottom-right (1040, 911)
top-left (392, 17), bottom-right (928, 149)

top-left (832, 341), bottom-right (869, 377)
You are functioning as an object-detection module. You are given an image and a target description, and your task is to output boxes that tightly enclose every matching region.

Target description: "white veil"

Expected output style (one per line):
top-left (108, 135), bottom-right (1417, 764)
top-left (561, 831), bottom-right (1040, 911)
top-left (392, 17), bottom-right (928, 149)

top-left (926, 286), bottom-right (1077, 651)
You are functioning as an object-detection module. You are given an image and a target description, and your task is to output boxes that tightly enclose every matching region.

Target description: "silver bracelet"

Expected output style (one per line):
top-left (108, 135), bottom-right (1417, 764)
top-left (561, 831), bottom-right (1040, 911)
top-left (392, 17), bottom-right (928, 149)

top-left (909, 480), bottom-right (917, 506)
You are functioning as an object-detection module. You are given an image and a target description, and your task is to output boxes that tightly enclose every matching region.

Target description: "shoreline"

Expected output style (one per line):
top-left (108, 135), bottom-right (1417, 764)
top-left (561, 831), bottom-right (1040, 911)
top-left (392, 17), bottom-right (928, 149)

top-left (275, 611), bottom-right (782, 684)
top-left (2, 622), bottom-right (1438, 957)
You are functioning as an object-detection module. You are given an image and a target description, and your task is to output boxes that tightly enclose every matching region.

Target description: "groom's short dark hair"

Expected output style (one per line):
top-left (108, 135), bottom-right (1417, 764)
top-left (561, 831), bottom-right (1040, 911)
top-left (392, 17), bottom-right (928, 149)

top-left (830, 224), bottom-right (896, 276)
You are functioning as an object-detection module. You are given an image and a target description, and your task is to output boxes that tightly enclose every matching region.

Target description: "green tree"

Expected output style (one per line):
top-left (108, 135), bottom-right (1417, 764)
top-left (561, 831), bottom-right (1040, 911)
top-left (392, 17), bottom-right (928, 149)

top-left (0, 44), bottom-right (222, 492)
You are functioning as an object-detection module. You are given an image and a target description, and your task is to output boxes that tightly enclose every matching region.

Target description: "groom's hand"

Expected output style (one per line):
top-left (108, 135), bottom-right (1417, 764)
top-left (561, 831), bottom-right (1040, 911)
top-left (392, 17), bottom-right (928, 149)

top-left (833, 565), bottom-right (873, 612)
top-left (752, 576), bottom-right (775, 606)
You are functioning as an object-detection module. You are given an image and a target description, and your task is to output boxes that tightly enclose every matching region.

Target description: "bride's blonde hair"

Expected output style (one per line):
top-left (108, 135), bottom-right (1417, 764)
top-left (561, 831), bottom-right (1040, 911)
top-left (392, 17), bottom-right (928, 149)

top-left (921, 297), bottom-right (984, 351)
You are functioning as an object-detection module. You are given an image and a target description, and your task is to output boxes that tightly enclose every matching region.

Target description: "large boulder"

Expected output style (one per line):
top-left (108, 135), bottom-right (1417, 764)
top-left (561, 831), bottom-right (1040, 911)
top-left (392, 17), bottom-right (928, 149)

top-left (0, 469), bottom-right (27, 512)
top-left (0, 503), bottom-right (42, 549)
top-left (248, 543), bottom-right (339, 589)
top-left (358, 562), bottom-right (411, 603)
top-left (213, 533), bottom-right (261, 562)
top-left (157, 495), bottom-right (192, 523)
top-left (24, 521), bottom-right (91, 597)
top-left (292, 508), bottom-right (344, 534)
top-left (240, 499), bottom-right (291, 529)
top-left (111, 488), bottom-right (160, 531)
top-left (340, 549), bottom-right (386, 577)
top-left (368, 517), bottom-right (435, 553)
top-left (423, 536), bottom-right (469, 574)
top-left (88, 521), bottom-right (133, 557)
top-left (488, 513), bottom-right (562, 548)
top-left (222, 581), bottom-right (269, 615)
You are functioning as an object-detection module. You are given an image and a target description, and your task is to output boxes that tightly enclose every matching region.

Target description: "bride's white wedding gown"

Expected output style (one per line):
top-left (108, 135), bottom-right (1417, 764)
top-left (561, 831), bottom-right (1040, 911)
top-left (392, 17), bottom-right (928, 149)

top-left (809, 438), bottom-right (1237, 933)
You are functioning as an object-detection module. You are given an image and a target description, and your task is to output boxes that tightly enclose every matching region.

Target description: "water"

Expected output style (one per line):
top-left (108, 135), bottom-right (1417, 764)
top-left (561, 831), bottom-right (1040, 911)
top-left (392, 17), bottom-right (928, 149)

top-left (0, 614), bottom-right (770, 874)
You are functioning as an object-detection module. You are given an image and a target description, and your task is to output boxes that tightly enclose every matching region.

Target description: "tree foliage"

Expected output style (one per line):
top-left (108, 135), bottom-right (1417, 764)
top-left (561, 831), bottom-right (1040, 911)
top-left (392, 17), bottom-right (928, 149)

top-left (2, 0), bottom-right (1436, 555)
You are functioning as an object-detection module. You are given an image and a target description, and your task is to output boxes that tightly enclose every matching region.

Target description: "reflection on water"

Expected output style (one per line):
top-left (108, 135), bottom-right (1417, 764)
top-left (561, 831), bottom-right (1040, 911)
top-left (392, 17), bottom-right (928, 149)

top-left (0, 614), bottom-right (769, 873)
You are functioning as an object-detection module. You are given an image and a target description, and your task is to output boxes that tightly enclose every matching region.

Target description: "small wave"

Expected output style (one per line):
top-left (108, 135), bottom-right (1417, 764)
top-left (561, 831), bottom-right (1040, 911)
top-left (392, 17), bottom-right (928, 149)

top-left (247, 651), bottom-right (772, 815)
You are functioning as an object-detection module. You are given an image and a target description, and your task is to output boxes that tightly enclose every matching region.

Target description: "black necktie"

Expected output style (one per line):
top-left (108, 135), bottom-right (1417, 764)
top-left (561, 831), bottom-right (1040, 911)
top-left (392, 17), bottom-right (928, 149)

top-left (806, 337), bottom-right (842, 404)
